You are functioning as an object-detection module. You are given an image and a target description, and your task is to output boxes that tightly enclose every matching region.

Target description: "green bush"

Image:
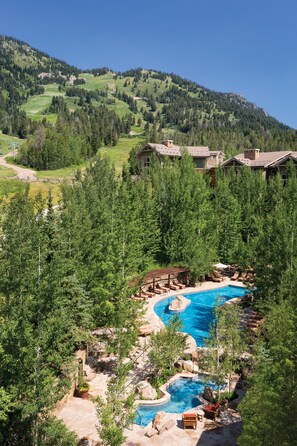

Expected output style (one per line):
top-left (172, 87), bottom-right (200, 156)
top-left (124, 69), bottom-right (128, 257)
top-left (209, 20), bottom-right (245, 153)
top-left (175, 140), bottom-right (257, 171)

top-left (77, 381), bottom-right (90, 392)
top-left (150, 368), bottom-right (177, 391)
top-left (216, 390), bottom-right (237, 402)
top-left (150, 376), bottom-right (166, 390)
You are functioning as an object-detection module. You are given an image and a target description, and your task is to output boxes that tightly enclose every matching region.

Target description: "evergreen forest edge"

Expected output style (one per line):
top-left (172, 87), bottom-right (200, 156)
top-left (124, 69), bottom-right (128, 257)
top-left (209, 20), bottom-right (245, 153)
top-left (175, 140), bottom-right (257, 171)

top-left (0, 155), bottom-right (296, 445)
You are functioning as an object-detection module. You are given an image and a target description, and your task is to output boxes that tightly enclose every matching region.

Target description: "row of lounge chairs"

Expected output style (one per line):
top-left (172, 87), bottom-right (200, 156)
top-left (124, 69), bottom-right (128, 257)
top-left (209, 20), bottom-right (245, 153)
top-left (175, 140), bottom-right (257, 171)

top-left (231, 270), bottom-right (255, 282)
top-left (131, 280), bottom-right (186, 301)
top-left (150, 280), bottom-right (186, 294)
top-left (207, 267), bottom-right (256, 284)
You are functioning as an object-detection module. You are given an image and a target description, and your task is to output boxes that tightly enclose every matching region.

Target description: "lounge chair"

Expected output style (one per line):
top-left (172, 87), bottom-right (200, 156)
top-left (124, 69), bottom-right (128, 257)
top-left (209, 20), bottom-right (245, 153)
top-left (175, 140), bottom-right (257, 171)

top-left (149, 286), bottom-right (163, 294)
top-left (212, 271), bottom-right (225, 281)
top-left (208, 272), bottom-right (221, 283)
top-left (231, 271), bottom-right (239, 281)
top-left (156, 283), bottom-right (170, 292)
top-left (141, 287), bottom-right (154, 297)
top-left (210, 271), bottom-right (225, 282)
top-left (173, 279), bottom-right (186, 289)
top-left (131, 294), bottom-right (146, 301)
top-left (245, 272), bottom-right (254, 283)
top-left (165, 282), bottom-right (180, 291)
top-left (238, 271), bottom-right (247, 281)
top-left (182, 412), bottom-right (197, 429)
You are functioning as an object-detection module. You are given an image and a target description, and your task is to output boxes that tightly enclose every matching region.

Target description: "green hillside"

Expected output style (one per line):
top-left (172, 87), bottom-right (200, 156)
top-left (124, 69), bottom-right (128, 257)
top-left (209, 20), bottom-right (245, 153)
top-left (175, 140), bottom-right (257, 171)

top-left (0, 131), bottom-right (24, 155)
top-left (0, 35), bottom-right (297, 179)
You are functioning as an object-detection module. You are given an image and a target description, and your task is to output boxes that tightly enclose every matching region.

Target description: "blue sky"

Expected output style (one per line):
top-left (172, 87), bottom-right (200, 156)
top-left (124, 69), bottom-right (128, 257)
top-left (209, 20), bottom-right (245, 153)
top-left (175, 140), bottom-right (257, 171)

top-left (2, 0), bottom-right (297, 128)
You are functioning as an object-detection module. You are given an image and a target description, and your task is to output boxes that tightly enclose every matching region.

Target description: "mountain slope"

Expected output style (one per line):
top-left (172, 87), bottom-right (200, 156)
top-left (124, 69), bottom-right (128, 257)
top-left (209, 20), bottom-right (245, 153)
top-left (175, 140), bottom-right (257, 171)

top-left (0, 36), bottom-right (296, 159)
top-left (80, 67), bottom-right (289, 133)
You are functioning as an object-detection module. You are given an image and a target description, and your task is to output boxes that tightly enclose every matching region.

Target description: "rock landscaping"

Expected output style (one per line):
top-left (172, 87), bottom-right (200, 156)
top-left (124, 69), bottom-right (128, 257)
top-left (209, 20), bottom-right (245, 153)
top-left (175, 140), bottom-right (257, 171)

top-left (169, 294), bottom-right (191, 312)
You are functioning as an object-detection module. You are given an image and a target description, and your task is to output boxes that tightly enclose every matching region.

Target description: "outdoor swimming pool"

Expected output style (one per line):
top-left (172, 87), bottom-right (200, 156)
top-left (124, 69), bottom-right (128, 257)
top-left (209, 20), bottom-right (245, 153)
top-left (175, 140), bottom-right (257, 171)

top-left (135, 376), bottom-right (216, 426)
top-left (154, 285), bottom-right (248, 347)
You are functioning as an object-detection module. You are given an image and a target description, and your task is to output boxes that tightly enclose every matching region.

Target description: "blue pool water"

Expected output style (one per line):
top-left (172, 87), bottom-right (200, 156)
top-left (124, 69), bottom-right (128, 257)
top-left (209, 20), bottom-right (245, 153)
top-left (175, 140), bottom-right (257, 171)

top-left (134, 286), bottom-right (247, 427)
top-left (135, 376), bottom-right (216, 426)
top-left (154, 285), bottom-right (248, 347)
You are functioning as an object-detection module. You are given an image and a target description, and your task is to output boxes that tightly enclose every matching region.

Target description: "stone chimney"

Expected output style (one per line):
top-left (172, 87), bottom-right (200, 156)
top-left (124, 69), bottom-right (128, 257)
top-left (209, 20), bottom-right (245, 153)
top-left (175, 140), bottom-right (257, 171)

top-left (162, 139), bottom-right (174, 148)
top-left (244, 148), bottom-right (260, 160)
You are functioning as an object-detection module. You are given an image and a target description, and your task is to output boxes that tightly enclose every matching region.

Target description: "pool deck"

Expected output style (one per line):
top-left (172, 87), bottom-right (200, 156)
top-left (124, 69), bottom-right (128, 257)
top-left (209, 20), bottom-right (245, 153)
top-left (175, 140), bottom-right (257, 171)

top-left (124, 406), bottom-right (242, 446)
top-left (57, 279), bottom-right (245, 445)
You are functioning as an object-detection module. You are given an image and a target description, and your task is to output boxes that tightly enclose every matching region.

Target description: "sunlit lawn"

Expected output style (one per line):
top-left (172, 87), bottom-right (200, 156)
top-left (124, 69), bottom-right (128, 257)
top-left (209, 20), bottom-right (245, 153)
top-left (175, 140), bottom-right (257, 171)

top-left (36, 162), bottom-right (88, 180)
top-left (100, 135), bottom-right (144, 172)
top-left (0, 133), bottom-right (144, 203)
top-left (79, 73), bottom-right (116, 91)
top-left (20, 83), bottom-right (64, 121)
top-left (0, 179), bottom-right (61, 204)
top-left (0, 166), bottom-right (16, 178)
top-left (0, 132), bottom-right (24, 155)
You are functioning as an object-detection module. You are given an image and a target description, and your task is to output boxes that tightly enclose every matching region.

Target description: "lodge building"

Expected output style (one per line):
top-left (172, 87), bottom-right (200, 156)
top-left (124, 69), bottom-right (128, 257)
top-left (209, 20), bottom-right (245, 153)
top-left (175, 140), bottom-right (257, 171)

top-left (137, 140), bottom-right (224, 170)
top-left (222, 148), bottom-right (297, 181)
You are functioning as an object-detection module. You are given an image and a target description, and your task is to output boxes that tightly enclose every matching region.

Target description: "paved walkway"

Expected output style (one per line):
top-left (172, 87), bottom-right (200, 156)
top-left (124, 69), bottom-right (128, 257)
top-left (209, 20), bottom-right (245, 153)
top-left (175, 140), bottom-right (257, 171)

top-left (124, 410), bottom-right (242, 446)
top-left (57, 397), bottom-right (99, 442)
top-left (56, 371), bottom-right (110, 443)
top-left (124, 414), bottom-right (205, 446)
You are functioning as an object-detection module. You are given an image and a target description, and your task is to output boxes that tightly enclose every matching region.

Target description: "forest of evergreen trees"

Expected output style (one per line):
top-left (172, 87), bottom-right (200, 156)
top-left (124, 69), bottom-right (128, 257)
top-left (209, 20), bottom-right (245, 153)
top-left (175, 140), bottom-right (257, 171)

top-left (0, 155), bottom-right (296, 445)
top-left (17, 103), bottom-right (134, 169)
top-left (0, 35), bottom-right (296, 445)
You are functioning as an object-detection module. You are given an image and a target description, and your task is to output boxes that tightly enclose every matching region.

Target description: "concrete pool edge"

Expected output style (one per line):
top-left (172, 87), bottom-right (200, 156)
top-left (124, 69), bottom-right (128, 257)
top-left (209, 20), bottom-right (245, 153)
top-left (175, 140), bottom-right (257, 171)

top-left (143, 278), bottom-right (246, 337)
top-left (134, 371), bottom-right (197, 407)
top-left (133, 371), bottom-right (220, 428)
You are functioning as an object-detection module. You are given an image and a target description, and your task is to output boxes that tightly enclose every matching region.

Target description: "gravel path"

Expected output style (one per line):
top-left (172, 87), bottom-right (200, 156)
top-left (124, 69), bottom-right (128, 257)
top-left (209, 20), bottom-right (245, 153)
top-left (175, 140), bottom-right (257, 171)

top-left (0, 151), bottom-right (37, 181)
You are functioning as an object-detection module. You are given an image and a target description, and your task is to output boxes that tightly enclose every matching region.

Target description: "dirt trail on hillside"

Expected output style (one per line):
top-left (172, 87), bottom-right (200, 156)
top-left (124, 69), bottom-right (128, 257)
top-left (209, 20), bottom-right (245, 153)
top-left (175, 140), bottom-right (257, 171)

top-left (0, 151), bottom-right (37, 181)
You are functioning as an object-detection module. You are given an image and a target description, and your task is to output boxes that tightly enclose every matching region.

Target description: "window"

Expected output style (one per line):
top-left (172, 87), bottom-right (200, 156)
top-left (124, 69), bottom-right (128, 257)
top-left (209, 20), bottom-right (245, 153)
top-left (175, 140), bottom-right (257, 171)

top-left (144, 157), bottom-right (150, 168)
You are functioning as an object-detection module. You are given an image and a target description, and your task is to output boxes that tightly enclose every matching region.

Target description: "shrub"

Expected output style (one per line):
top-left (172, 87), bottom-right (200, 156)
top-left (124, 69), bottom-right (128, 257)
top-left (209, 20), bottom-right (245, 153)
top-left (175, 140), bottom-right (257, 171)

top-left (216, 390), bottom-right (237, 402)
top-left (77, 381), bottom-right (90, 393)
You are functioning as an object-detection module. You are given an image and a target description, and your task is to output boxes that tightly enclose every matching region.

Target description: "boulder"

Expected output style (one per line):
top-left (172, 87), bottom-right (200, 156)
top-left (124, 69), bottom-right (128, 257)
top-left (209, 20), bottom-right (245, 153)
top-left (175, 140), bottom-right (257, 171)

top-left (137, 381), bottom-right (157, 400)
top-left (174, 359), bottom-right (184, 369)
top-left (138, 324), bottom-right (154, 336)
top-left (169, 295), bottom-right (191, 312)
top-left (183, 360), bottom-right (194, 372)
top-left (203, 386), bottom-right (215, 402)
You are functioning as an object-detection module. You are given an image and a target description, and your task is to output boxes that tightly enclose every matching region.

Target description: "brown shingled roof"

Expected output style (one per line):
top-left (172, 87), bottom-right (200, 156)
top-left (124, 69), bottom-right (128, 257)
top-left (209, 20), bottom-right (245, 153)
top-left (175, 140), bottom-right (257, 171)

top-left (249, 151), bottom-right (292, 167)
top-left (147, 143), bottom-right (210, 158)
top-left (269, 152), bottom-right (297, 167)
top-left (223, 151), bottom-right (294, 168)
top-left (222, 156), bottom-right (250, 166)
